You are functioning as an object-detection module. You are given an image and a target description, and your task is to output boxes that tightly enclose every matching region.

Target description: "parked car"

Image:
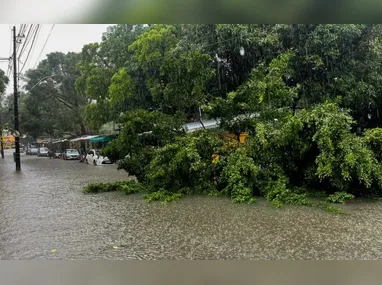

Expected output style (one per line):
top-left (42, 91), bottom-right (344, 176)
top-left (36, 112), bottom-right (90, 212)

top-left (26, 145), bottom-right (38, 155)
top-left (37, 147), bottom-right (50, 157)
top-left (10, 144), bottom-right (24, 153)
top-left (63, 149), bottom-right (81, 160)
top-left (86, 149), bottom-right (112, 165)
top-left (53, 152), bottom-right (62, 159)
top-left (30, 147), bottom-right (38, 155)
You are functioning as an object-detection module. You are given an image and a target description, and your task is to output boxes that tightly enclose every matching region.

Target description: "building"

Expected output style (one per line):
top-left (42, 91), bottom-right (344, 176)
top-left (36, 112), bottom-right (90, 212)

top-left (1, 130), bottom-right (15, 149)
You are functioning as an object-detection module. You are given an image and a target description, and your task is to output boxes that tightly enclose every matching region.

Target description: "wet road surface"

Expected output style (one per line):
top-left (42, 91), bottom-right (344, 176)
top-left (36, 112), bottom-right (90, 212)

top-left (1, 149), bottom-right (382, 259)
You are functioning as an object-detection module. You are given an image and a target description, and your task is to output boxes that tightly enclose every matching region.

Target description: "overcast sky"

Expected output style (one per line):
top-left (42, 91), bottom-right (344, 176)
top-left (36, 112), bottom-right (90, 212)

top-left (0, 0), bottom-right (100, 23)
top-left (0, 24), bottom-right (113, 94)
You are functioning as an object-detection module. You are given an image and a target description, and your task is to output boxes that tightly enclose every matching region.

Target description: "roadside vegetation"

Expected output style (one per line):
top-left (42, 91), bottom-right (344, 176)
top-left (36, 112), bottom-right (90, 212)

top-left (3, 25), bottom-right (382, 212)
top-left (84, 25), bottom-right (382, 213)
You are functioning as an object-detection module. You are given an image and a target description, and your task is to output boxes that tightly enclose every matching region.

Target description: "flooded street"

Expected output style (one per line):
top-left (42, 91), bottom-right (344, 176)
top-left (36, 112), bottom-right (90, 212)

top-left (1, 149), bottom-right (382, 260)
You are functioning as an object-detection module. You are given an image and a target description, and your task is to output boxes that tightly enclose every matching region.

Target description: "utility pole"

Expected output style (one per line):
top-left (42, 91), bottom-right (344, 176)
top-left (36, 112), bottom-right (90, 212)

top-left (0, 129), bottom-right (4, 159)
top-left (13, 26), bottom-right (21, 171)
top-left (0, 109), bottom-right (3, 159)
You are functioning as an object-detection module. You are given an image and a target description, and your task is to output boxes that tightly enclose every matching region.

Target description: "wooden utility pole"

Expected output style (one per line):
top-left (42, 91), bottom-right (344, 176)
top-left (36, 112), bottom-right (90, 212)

top-left (13, 26), bottom-right (21, 171)
top-left (0, 134), bottom-right (4, 159)
top-left (0, 106), bottom-right (3, 159)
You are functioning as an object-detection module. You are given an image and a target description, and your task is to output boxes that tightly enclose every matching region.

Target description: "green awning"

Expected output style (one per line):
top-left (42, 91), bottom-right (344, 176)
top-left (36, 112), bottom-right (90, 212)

top-left (90, 136), bottom-right (114, 143)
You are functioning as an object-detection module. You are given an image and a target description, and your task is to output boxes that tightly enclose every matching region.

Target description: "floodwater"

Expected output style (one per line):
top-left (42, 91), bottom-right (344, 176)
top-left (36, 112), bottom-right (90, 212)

top-left (1, 149), bottom-right (382, 260)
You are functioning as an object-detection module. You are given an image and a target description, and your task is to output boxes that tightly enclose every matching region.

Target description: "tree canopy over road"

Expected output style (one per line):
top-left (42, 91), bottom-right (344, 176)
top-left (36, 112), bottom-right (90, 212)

top-left (6, 24), bottom-right (382, 208)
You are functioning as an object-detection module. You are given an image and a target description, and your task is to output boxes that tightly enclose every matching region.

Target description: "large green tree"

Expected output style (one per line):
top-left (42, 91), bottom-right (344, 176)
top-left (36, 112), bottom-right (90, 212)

top-left (0, 69), bottom-right (10, 134)
top-left (0, 69), bottom-right (9, 98)
top-left (128, 25), bottom-right (214, 119)
top-left (75, 25), bottom-right (150, 131)
top-left (21, 52), bottom-right (87, 139)
top-left (276, 24), bottom-right (382, 128)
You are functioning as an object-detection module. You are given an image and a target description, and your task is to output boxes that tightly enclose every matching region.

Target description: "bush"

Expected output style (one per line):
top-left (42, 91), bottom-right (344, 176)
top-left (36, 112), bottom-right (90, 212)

top-left (364, 128), bottom-right (382, 161)
top-left (146, 131), bottom-right (222, 193)
top-left (143, 191), bottom-right (183, 204)
top-left (327, 192), bottom-right (355, 204)
top-left (264, 176), bottom-right (309, 208)
top-left (275, 102), bottom-right (382, 195)
top-left (121, 181), bottom-right (147, 195)
top-left (82, 181), bottom-right (131, 193)
top-left (220, 147), bottom-right (259, 204)
top-left (82, 180), bottom-right (144, 195)
top-left (83, 101), bottom-right (382, 213)
top-left (117, 147), bottom-right (155, 182)
top-left (102, 108), bottom-right (186, 179)
top-left (314, 202), bottom-right (347, 214)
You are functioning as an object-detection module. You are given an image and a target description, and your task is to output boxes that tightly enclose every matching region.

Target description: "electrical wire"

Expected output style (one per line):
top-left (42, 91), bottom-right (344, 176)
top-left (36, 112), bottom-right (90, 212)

top-left (21, 24), bottom-right (27, 36)
top-left (28, 26), bottom-right (41, 67)
top-left (18, 26), bottom-right (37, 62)
top-left (16, 24), bottom-right (26, 55)
top-left (34, 24), bottom-right (55, 69)
top-left (18, 25), bottom-right (34, 60)
top-left (19, 24), bottom-right (25, 35)
top-left (19, 25), bottom-right (40, 74)
top-left (17, 25), bottom-right (34, 83)
top-left (7, 25), bottom-right (26, 80)
top-left (6, 27), bottom-right (14, 79)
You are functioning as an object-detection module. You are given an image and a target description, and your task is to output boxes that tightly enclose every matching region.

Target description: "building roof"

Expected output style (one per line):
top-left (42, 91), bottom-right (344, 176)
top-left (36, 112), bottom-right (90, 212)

top-left (52, 139), bottom-right (68, 144)
top-left (183, 119), bottom-right (220, 132)
top-left (70, 135), bottom-right (99, 142)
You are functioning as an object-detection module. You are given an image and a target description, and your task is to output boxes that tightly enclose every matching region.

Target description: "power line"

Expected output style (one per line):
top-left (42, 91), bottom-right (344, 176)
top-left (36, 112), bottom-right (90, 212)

top-left (19, 25), bottom-right (40, 74)
top-left (18, 25), bottom-right (34, 60)
top-left (7, 26), bottom-right (14, 79)
top-left (18, 24), bottom-right (25, 36)
top-left (17, 25), bottom-right (38, 76)
top-left (8, 26), bottom-right (12, 57)
top-left (20, 24), bottom-right (27, 36)
top-left (18, 26), bottom-right (37, 65)
top-left (34, 24), bottom-right (55, 69)
top-left (16, 24), bottom-right (26, 55)
top-left (28, 26), bottom-right (41, 67)
top-left (6, 25), bottom-right (25, 80)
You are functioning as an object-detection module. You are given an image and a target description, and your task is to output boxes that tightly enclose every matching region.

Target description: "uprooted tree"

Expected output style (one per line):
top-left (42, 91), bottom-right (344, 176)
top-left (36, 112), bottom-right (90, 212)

top-left (17, 24), bottom-right (382, 209)
top-left (83, 35), bottom-right (382, 210)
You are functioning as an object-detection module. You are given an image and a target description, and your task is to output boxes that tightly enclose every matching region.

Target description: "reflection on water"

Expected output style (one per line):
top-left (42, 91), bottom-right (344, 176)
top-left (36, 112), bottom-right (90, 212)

top-left (1, 150), bottom-right (382, 259)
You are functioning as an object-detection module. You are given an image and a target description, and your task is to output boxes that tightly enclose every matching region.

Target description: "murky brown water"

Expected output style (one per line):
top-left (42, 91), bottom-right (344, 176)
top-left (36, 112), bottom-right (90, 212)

top-left (1, 149), bottom-right (382, 259)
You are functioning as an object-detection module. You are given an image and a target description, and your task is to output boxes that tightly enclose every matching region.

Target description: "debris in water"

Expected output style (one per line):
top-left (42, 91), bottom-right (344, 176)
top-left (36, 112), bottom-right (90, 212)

top-left (51, 249), bottom-right (56, 253)
top-left (113, 246), bottom-right (119, 249)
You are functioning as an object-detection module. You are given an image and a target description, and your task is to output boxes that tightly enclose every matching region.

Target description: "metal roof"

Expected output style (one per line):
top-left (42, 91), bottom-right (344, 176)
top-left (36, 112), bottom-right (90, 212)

top-left (52, 139), bottom-right (68, 144)
top-left (89, 136), bottom-right (114, 142)
top-left (70, 135), bottom-right (100, 142)
top-left (183, 119), bottom-right (220, 132)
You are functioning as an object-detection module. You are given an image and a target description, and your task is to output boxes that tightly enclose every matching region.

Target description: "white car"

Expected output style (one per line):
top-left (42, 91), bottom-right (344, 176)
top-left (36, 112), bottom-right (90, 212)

top-left (85, 149), bottom-right (112, 165)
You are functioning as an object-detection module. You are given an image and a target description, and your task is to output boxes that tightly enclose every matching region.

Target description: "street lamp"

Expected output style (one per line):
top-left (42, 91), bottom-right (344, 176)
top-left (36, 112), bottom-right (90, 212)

top-left (24, 74), bottom-right (59, 94)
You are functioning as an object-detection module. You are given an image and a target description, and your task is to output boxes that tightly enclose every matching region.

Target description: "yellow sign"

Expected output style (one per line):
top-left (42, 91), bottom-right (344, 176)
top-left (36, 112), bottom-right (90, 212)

top-left (222, 132), bottom-right (248, 144)
top-left (239, 132), bottom-right (248, 143)
top-left (212, 153), bottom-right (220, 163)
top-left (1, 135), bottom-right (15, 149)
top-left (2, 135), bottom-right (15, 143)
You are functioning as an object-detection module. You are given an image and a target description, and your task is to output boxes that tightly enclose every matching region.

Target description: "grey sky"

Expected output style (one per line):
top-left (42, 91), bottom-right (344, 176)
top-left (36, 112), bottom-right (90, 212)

top-left (0, 0), bottom-right (99, 23)
top-left (0, 24), bottom-right (113, 94)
